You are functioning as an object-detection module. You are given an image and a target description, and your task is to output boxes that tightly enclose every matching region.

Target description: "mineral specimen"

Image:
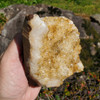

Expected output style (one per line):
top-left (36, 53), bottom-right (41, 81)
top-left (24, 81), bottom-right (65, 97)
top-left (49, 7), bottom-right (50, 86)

top-left (22, 14), bottom-right (84, 87)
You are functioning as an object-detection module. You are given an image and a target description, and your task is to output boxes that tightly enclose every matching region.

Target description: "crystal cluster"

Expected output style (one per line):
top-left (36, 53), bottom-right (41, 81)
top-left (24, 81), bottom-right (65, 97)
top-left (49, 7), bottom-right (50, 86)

top-left (23, 15), bottom-right (84, 87)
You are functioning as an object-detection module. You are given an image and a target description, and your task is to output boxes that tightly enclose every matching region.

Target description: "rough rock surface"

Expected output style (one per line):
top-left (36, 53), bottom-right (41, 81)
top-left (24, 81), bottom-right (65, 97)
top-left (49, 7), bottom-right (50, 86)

top-left (90, 14), bottom-right (100, 35)
top-left (0, 10), bottom-right (25, 56)
top-left (97, 42), bottom-right (100, 48)
top-left (90, 46), bottom-right (97, 56)
top-left (91, 22), bottom-right (100, 35)
top-left (90, 22), bottom-right (100, 35)
top-left (90, 14), bottom-right (100, 24)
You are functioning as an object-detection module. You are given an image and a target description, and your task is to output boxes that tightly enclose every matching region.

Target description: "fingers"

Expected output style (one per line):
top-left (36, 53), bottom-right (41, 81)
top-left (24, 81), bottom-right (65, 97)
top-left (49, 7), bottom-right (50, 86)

top-left (29, 87), bottom-right (41, 100)
top-left (23, 86), bottom-right (41, 100)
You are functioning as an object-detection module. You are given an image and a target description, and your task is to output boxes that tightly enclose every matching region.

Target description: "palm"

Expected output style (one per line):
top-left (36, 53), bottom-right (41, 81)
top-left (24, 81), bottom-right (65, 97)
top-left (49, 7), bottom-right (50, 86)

top-left (0, 38), bottom-right (40, 100)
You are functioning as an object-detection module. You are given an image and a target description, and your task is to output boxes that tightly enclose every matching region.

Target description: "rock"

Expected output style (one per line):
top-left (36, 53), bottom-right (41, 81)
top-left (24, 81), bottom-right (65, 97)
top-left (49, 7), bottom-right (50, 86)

top-left (97, 42), bottom-right (100, 48)
top-left (22, 15), bottom-right (84, 87)
top-left (0, 4), bottom-right (88, 55)
top-left (0, 35), bottom-right (10, 56)
top-left (1, 10), bottom-right (25, 39)
top-left (90, 45), bottom-right (97, 56)
top-left (89, 34), bottom-right (94, 39)
top-left (90, 14), bottom-right (100, 35)
top-left (0, 4), bottom-right (36, 20)
top-left (77, 75), bottom-right (86, 83)
top-left (90, 22), bottom-right (100, 35)
top-left (90, 14), bottom-right (100, 24)
top-left (0, 11), bottom-right (26, 55)
top-left (72, 16), bottom-right (87, 38)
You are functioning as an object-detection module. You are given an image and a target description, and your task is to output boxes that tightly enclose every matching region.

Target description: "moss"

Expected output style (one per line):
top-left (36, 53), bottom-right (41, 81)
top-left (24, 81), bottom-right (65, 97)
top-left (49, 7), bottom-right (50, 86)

top-left (0, 13), bottom-right (7, 33)
top-left (0, 13), bottom-right (6, 25)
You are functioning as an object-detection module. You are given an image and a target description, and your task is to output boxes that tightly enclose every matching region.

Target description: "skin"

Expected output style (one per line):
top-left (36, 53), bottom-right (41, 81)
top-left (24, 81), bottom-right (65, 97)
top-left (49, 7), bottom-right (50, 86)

top-left (0, 34), bottom-right (41, 100)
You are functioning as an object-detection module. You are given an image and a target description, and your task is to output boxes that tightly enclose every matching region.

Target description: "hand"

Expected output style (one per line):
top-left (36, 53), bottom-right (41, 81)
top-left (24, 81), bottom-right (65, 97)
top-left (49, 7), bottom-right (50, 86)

top-left (0, 34), bottom-right (41, 100)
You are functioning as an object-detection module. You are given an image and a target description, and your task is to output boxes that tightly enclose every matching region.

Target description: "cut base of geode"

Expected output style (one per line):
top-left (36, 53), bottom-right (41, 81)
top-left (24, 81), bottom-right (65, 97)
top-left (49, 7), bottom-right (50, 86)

top-left (22, 14), bottom-right (84, 87)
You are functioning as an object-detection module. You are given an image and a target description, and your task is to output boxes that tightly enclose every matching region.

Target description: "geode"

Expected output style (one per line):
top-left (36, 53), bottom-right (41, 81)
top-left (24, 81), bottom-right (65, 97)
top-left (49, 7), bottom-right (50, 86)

top-left (22, 14), bottom-right (84, 87)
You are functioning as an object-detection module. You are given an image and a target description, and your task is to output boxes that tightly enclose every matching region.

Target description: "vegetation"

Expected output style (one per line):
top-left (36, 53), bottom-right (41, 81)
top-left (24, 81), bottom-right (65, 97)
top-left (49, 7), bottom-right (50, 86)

top-left (0, 13), bottom-right (6, 25)
top-left (81, 19), bottom-right (100, 71)
top-left (0, 13), bottom-right (7, 33)
top-left (0, 0), bottom-right (100, 15)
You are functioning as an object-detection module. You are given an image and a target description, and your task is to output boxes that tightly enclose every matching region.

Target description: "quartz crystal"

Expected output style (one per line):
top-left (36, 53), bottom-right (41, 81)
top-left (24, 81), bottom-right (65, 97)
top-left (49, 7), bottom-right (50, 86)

top-left (23, 14), bottom-right (84, 87)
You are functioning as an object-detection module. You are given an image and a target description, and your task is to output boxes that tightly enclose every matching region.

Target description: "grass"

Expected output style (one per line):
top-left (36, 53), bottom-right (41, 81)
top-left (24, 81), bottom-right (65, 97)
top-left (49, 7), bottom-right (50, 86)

top-left (42, 0), bottom-right (100, 15)
top-left (0, 0), bottom-right (100, 15)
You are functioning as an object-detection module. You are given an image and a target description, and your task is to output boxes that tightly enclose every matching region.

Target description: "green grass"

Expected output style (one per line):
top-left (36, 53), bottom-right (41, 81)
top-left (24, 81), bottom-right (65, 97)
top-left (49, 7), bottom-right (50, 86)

top-left (42, 0), bottom-right (100, 15)
top-left (0, 0), bottom-right (100, 15)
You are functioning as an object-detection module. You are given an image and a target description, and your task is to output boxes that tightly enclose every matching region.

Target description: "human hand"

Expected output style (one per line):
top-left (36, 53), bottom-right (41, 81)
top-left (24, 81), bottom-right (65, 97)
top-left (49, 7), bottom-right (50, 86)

top-left (0, 34), bottom-right (41, 100)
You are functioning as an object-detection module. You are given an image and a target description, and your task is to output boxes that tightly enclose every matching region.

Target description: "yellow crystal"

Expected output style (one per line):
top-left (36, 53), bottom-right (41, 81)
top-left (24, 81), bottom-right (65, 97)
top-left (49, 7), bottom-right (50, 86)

top-left (29, 15), bottom-right (84, 87)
